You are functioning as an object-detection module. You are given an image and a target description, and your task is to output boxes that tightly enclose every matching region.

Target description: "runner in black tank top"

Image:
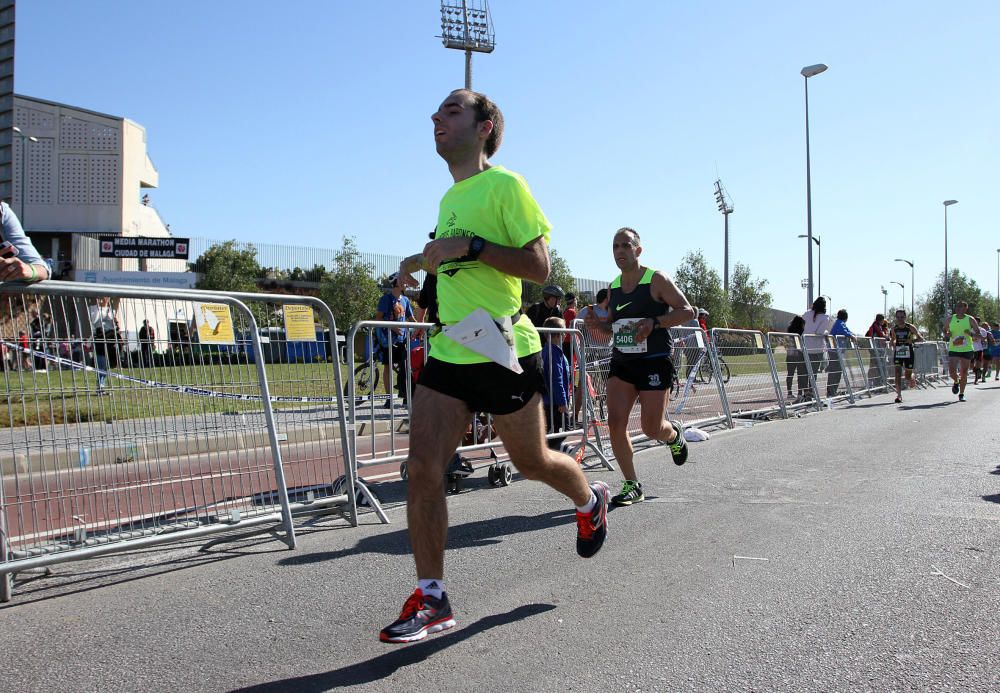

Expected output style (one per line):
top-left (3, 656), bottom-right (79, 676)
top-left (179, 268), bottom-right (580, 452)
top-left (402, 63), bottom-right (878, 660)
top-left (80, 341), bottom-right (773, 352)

top-left (584, 227), bottom-right (696, 506)
top-left (889, 309), bottom-right (924, 403)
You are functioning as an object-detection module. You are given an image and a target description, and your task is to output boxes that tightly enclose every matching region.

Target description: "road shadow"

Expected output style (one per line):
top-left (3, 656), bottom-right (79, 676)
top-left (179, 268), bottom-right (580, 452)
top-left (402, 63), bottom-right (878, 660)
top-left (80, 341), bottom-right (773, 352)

top-left (982, 493), bottom-right (1000, 505)
top-left (899, 401), bottom-right (956, 411)
top-left (989, 466), bottom-right (1000, 476)
top-left (230, 603), bottom-right (556, 692)
top-left (279, 508), bottom-right (576, 566)
top-left (1, 531), bottom-right (288, 609)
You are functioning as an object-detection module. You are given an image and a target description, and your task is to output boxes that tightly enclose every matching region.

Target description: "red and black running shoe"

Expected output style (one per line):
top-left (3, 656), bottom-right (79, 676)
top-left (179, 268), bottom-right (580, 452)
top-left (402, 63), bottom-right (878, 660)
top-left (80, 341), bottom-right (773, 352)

top-left (379, 589), bottom-right (456, 644)
top-left (576, 481), bottom-right (610, 558)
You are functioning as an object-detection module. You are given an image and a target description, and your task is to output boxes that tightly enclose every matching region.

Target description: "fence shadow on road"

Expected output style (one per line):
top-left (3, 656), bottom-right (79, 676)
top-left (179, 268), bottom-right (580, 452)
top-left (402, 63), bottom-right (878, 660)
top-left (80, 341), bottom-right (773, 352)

top-left (897, 401), bottom-right (958, 411)
top-left (982, 493), bottom-right (1000, 505)
top-left (230, 603), bottom-right (556, 692)
top-left (0, 532), bottom-right (288, 609)
top-left (279, 509), bottom-right (576, 566)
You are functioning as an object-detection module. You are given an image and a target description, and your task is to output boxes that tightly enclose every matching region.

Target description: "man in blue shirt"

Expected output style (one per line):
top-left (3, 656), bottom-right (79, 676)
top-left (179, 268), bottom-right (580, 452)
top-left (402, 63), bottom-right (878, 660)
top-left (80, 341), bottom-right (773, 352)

top-left (827, 308), bottom-right (854, 397)
top-left (375, 273), bottom-right (416, 407)
top-left (0, 201), bottom-right (49, 283)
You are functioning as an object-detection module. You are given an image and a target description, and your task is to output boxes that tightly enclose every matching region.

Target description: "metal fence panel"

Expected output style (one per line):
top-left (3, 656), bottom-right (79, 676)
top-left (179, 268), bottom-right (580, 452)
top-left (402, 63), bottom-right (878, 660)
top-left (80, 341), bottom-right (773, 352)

top-left (668, 326), bottom-right (732, 428)
top-left (710, 328), bottom-right (783, 420)
top-left (767, 332), bottom-right (821, 412)
top-left (0, 281), bottom-right (297, 600)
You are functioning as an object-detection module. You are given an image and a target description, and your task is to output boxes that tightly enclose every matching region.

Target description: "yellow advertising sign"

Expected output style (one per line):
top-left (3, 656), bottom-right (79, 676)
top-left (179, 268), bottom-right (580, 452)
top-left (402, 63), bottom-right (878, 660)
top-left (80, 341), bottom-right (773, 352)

top-left (194, 302), bottom-right (236, 345)
top-left (283, 305), bottom-right (316, 342)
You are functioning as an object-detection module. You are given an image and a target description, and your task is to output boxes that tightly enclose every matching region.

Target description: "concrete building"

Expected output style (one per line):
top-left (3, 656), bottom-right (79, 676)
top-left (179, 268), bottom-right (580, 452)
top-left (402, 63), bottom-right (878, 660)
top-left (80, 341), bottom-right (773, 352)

top-left (11, 94), bottom-right (186, 278)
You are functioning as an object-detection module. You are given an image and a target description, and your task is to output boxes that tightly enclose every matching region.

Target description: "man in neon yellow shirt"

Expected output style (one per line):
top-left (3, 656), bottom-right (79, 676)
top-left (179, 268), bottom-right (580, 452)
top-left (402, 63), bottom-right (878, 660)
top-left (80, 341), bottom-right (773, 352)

top-left (945, 300), bottom-right (980, 402)
top-left (380, 89), bottom-right (610, 644)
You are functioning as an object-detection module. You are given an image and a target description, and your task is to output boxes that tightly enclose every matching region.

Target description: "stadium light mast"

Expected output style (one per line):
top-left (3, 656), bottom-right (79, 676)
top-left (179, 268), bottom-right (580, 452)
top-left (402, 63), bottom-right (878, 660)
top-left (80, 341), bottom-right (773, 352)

top-left (881, 286), bottom-right (888, 316)
top-left (439, 1), bottom-right (495, 89)
top-left (714, 179), bottom-right (734, 298)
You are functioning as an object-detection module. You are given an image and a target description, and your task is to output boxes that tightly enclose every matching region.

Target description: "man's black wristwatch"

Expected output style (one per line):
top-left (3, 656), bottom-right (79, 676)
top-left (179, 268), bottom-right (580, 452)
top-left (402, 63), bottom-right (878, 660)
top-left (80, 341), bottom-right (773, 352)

top-left (467, 235), bottom-right (486, 261)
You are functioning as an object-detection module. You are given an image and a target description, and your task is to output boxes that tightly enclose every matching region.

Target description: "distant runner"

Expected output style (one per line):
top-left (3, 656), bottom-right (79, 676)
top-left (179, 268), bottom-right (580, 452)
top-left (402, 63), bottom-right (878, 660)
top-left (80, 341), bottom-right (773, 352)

top-left (889, 309), bottom-right (924, 403)
top-left (585, 227), bottom-right (693, 507)
top-left (945, 300), bottom-right (979, 402)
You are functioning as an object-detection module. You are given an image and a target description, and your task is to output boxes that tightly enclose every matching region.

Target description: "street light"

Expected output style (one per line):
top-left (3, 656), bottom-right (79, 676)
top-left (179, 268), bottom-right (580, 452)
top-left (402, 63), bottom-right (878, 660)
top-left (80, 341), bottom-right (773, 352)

top-left (801, 63), bottom-right (828, 309)
top-left (894, 258), bottom-right (914, 318)
top-left (943, 199), bottom-right (958, 314)
top-left (11, 126), bottom-right (38, 229)
top-left (714, 179), bottom-right (734, 298)
top-left (881, 286), bottom-right (888, 316)
top-left (891, 281), bottom-right (905, 308)
top-left (798, 234), bottom-right (821, 297)
top-left (996, 248), bottom-right (999, 327)
top-left (439, 0), bottom-right (495, 89)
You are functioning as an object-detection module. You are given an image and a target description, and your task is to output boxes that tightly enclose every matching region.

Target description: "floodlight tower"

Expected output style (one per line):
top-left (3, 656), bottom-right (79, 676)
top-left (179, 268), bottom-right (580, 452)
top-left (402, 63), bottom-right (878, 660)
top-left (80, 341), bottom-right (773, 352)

top-left (714, 179), bottom-right (734, 298)
top-left (439, 1), bottom-right (495, 89)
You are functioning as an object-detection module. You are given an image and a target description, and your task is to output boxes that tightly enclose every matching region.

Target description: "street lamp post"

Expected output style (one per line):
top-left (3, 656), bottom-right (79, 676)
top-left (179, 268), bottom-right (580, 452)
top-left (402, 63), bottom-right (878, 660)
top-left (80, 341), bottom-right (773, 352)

top-left (801, 63), bottom-right (828, 309)
top-left (891, 281), bottom-right (905, 309)
top-left (798, 234), bottom-right (821, 297)
top-left (894, 258), bottom-right (914, 318)
top-left (11, 126), bottom-right (38, 229)
top-left (943, 199), bottom-right (958, 315)
top-left (996, 248), bottom-right (999, 327)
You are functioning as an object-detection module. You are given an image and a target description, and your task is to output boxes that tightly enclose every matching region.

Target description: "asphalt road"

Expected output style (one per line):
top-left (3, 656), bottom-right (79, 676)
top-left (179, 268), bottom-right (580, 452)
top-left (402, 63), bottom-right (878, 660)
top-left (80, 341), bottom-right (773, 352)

top-left (1, 381), bottom-right (997, 692)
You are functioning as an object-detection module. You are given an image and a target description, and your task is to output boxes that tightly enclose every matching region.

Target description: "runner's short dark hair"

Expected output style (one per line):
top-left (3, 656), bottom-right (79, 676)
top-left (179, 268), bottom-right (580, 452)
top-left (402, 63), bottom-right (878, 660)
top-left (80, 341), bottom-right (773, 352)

top-left (615, 227), bottom-right (640, 245)
top-left (453, 89), bottom-right (504, 158)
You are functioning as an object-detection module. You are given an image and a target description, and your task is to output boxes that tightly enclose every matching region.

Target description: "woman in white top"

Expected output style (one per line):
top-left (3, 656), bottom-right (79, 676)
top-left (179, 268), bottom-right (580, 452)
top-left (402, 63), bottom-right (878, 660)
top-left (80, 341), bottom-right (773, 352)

top-left (801, 297), bottom-right (835, 399)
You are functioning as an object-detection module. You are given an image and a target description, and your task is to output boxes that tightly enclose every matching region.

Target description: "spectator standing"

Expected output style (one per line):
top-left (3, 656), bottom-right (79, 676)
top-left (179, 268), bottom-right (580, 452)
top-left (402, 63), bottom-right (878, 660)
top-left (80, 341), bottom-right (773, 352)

top-left (801, 297), bottom-right (835, 400)
top-left (375, 273), bottom-right (416, 407)
top-left (541, 316), bottom-right (571, 450)
top-left (89, 297), bottom-right (120, 395)
top-left (526, 285), bottom-right (563, 327)
top-left (785, 315), bottom-right (808, 402)
top-left (561, 292), bottom-right (577, 361)
top-left (827, 308), bottom-right (854, 397)
top-left (865, 313), bottom-right (887, 339)
top-left (17, 330), bottom-right (30, 370)
top-left (577, 289), bottom-right (610, 346)
top-left (138, 319), bottom-right (156, 367)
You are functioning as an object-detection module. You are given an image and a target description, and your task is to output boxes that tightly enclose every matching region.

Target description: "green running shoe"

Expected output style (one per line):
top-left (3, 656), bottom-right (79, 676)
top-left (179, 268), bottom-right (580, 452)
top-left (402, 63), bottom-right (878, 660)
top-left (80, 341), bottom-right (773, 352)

top-left (667, 419), bottom-right (689, 465)
top-left (611, 480), bottom-right (644, 506)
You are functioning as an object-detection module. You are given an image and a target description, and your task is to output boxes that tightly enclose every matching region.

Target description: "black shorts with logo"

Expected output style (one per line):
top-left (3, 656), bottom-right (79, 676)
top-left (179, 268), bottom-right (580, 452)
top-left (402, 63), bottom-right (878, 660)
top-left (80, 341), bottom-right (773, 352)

top-left (418, 352), bottom-right (546, 415)
top-left (609, 354), bottom-right (675, 391)
top-left (894, 345), bottom-right (914, 370)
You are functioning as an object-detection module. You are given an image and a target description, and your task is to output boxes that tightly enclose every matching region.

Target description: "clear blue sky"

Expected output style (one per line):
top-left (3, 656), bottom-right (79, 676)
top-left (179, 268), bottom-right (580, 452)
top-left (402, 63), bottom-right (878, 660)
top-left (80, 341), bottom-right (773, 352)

top-left (15, 1), bottom-right (999, 322)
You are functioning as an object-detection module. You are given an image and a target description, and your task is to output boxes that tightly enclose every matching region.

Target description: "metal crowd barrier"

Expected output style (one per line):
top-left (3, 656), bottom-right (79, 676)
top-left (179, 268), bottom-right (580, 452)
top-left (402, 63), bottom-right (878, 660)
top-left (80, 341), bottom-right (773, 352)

top-left (710, 328), bottom-right (785, 420)
top-left (913, 342), bottom-right (942, 385)
top-left (343, 320), bottom-right (612, 519)
top-left (767, 332), bottom-right (821, 413)
top-left (668, 326), bottom-right (732, 428)
top-left (0, 282), bottom-right (300, 601)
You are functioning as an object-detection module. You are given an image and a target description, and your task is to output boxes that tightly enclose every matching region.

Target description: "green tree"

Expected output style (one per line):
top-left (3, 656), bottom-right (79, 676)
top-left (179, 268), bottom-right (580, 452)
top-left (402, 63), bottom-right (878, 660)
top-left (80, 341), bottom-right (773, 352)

top-left (729, 262), bottom-right (773, 330)
top-left (521, 247), bottom-right (576, 306)
top-left (319, 236), bottom-right (382, 333)
top-left (919, 269), bottom-right (988, 337)
top-left (673, 250), bottom-right (729, 325)
top-left (192, 240), bottom-right (262, 293)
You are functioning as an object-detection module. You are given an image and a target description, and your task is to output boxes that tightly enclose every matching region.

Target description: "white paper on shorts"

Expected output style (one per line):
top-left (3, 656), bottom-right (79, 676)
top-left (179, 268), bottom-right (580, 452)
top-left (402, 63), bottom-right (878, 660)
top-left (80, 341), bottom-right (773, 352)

top-left (442, 308), bottom-right (523, 373)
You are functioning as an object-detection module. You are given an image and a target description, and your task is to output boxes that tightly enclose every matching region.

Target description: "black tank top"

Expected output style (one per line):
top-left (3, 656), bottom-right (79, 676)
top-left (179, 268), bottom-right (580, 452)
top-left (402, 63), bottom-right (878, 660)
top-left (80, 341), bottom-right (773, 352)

top-left (893, 323), bottom-right (915, 345)
top-left (609, 267), bottom-right (671, 358)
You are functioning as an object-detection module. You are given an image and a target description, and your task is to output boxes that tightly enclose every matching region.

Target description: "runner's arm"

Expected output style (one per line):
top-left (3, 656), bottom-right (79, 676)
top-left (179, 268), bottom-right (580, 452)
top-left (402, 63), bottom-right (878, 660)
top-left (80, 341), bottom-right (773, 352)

top-left (911, 324), bottom-right (924, 342)
top-left (422, 235), bottom-right (550, 284)
top-left (634, 272), bottom-right (695, 342)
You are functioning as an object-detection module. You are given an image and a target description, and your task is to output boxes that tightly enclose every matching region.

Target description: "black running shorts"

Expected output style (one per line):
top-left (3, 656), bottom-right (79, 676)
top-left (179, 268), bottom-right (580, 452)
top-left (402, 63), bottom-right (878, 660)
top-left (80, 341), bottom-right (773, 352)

top-left (417, 352), bottom-right (546, 415)
top-left (609, 355), bottom-right (675, 391)
top-left (895, 358), bottom-right (914, 370)
top-left (947, 350), bottom-right (973, 360)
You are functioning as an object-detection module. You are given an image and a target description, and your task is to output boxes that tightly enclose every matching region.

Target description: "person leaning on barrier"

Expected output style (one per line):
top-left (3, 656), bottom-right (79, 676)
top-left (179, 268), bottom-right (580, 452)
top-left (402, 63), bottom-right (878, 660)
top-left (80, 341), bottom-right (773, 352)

top-left (0, 201), bottom-right (50, 284)
top-left (826, 309), bottom-right (854, 398)
top-left (785, 315), bottom-right (808, 403)
top-left (801, 297), bottom-right (834, 400)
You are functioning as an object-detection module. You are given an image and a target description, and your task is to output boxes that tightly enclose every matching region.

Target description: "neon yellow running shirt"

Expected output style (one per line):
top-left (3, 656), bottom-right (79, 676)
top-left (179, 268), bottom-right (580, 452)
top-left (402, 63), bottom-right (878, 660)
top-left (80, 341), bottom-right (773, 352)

top-left (949, 314), bottom-right (973, 352)
top-left (431, 166), bottom-right (551, 364)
